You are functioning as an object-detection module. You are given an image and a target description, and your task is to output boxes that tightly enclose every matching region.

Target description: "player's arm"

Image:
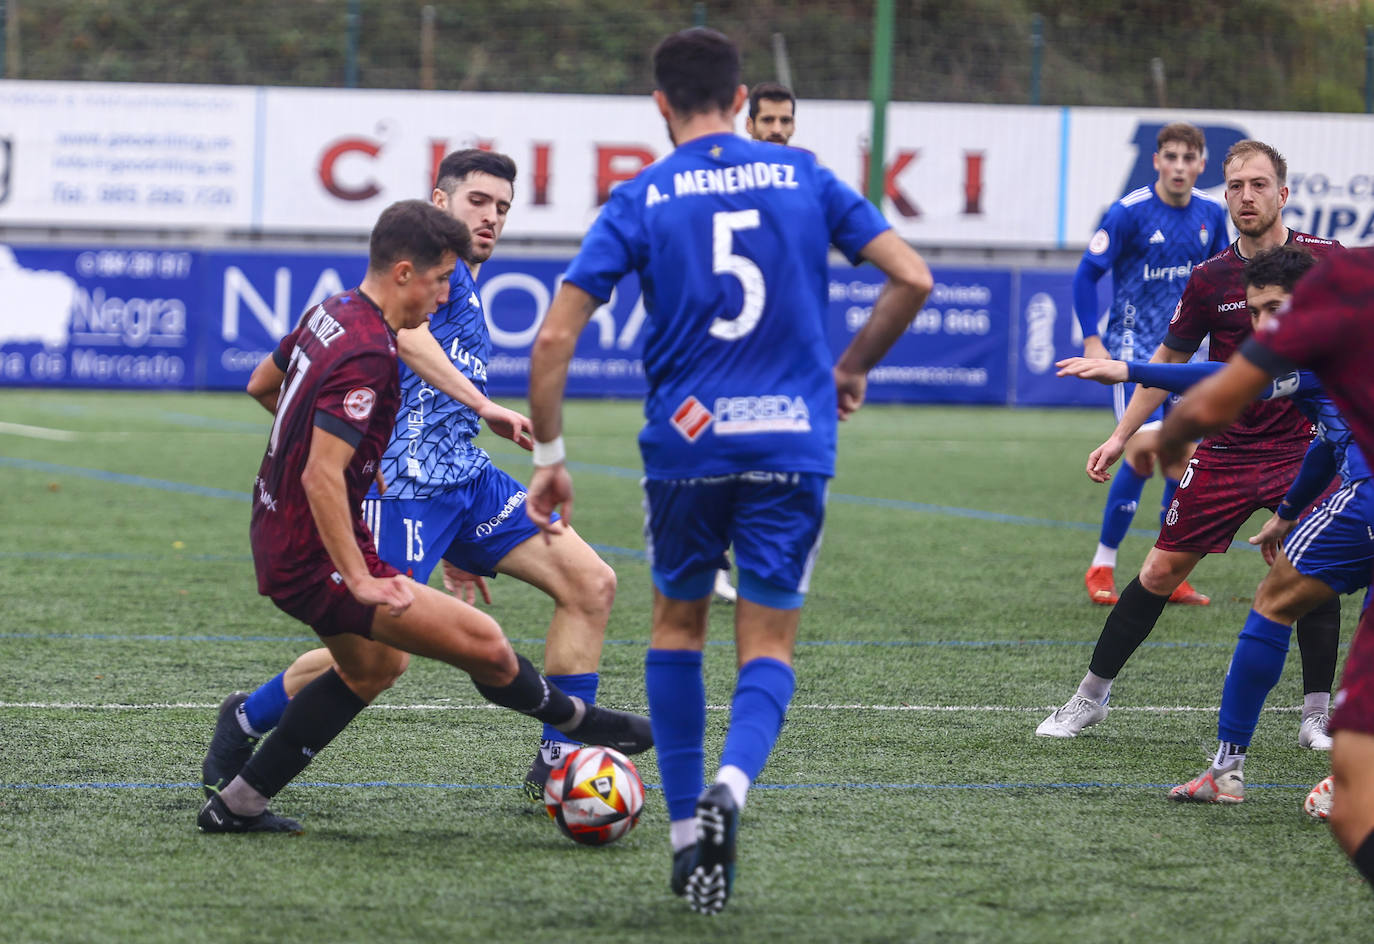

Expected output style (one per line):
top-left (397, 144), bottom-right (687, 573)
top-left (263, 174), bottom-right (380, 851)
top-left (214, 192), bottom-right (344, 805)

top-left (1073, 258), bottom-right (1110, 359)
top-left (526, 281), bottom-right (602, 532)
top-left (246, 351), bottom-right (288, 414)
top-left (301, 425), bottom-right (413, 615)
top-left (1156, 352), bottom-right (1274, 469)
top-left (1085, 341), bottom-right (1191, 482)
top-left (833, 230), bottom-right (933, 419)
top-left (397, 322), bottom-right (533, 450)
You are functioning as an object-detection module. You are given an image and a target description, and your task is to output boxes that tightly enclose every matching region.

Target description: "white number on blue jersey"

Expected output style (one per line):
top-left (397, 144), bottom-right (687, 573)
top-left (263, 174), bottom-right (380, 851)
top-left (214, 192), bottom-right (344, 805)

top-left (403, 517), bottom-right (425, 562)
top-left (267, 348), bottom-right (313, 457)
top-left (708, 210), bottom-right (765, 341)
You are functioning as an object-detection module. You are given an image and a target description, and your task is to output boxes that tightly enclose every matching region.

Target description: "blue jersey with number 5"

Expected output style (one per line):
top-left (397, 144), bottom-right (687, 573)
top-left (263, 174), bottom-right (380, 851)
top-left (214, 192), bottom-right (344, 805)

top-left (564, 133), bottom-right (889, 479)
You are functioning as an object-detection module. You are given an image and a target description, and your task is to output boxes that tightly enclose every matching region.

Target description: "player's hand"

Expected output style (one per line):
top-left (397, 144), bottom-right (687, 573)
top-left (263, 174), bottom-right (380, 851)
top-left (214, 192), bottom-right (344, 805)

top-left (527, 464), bottom-right (572, 539)
top-left (349, 574), bottom-right (415, 617)
top-left (1087, 436), bottom-right (1126, 483)
top-left (1056, 356), bottom-right (1128, 386)
top-left (1249, 514), bottom-right (1297, 567)
top-left (442, 561), bottom-right (492, 605)
top-left (373, 466), bottom-right (387, 496)
top-left (481, 403), bottom-right (534, 451)
top-left (1082, 336), bottom-right (1110, 360)
top-left (834, 366), bottom-right (867, 421)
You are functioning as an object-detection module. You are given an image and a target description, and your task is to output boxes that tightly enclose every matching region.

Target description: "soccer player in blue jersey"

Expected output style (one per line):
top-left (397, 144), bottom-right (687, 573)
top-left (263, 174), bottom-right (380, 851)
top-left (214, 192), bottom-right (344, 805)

top-left (201, 150), bottom-right (648, 803)
top-left (525, 28), bottom-right (933, 915)
top-left (1077, 123), bottom-right (1229, 607)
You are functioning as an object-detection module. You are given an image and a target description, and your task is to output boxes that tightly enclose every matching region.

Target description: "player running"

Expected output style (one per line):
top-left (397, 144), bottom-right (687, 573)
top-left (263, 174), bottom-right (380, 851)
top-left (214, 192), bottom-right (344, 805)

top-left (525, 27), bottom-right (932, 915)
top-left (1075, 123), bottom-right (1229, 607)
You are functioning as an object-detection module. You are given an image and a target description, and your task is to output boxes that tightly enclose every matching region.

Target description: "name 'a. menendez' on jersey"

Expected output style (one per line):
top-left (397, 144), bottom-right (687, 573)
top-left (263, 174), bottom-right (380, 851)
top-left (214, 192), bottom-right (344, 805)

top-left (564, 132), bottom-right (890, 481)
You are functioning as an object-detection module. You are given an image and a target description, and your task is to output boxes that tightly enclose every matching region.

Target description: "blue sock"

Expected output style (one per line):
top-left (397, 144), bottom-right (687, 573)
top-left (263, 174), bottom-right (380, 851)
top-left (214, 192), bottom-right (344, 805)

top-left (645, 648), bottom-right (706, 823)
top-left (544, 672), bottom-right (598, 745)
top-left (241, 671), bottom-right (290, 736)
top-left (1217, 610), bottom-right (1292, 745)
top-left (1160, 476), bottom-right (1180, 528)
top-left (1099, 463), bottom-right (1147, 548)
top-left (719, 657), bottom-right (796, 782)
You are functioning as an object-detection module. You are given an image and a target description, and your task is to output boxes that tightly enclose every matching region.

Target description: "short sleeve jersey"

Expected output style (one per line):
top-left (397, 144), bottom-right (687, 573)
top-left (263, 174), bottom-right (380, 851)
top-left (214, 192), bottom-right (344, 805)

top-left (250, 290), bottom-right (401, 597)
top-left (374, 264), bottom-right (491, 500)
top-left (1081, 187), bottom-right (1229, 360)
top-left (563, 133), bottom-right (890, 479)
top-left (1162, 230), bottom-right (1339, 455)
top-left (1245, 247), bottom-right (1374, 464)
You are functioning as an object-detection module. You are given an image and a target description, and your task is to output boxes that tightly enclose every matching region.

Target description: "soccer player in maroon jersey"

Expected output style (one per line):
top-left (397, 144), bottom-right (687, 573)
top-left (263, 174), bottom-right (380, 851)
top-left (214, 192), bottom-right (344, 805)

top-left (1038, 140), bottom-right (1343, 741)
top-left (1154, 246), bottom-right (1374, 888)
top-left (198, 200), bottom-right (649, 834)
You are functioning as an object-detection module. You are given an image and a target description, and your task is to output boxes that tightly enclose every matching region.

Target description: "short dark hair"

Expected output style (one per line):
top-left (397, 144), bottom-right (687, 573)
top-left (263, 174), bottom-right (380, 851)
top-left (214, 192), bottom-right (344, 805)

top-left (368, 199), bottom-right (470, 274)
top-left (1156, 122), bottom-right (1205, 155)
top-left (1224, 139), bottom-right (1288, 186)
top-left (652, 28), bottom-right (740, 117)
top-left (434, 148), bottom-right (517, 199)
top-left (1243, 245), bottom-right (1316, 293)
top-left (749, 82), bottom-right (795, 119)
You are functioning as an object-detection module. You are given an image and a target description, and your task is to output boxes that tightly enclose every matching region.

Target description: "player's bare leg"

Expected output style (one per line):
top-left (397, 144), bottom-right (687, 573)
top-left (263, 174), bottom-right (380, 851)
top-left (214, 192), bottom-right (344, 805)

top-left (497, 525), bottom-right (616, 796)
top-left (1329, 730), bottom-right (1374, 883)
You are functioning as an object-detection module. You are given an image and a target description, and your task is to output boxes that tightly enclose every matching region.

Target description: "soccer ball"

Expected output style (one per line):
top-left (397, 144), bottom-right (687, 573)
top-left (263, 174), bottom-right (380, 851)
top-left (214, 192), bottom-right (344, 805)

top-left (1304, 775), bottom-right (1334, 821)
top-left (543, 745), bottom-right (644, 846)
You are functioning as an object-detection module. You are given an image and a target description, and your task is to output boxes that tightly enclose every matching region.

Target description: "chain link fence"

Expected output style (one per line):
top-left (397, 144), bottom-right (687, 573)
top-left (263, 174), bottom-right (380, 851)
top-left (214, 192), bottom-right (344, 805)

top-left (5, 0), bottom-right (1374, 112)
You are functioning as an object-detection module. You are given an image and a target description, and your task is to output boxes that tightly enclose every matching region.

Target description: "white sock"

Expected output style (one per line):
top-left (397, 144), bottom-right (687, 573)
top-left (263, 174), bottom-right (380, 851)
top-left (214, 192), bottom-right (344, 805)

top-left (540, 738), bottom-right (576, 767)
top-left (219, 775), bottom-right (268, 816)
top-left (234, 704), bottom-right (264, 739)
top-left (1212, 741), bottom-right (1246, 772)
top-left (1091, 544), bottom-right (1118, 569)
top-left (715, 764), bottom-right (751, 811)
top-left (1304, 692), bottom-right (1331, 717)
top-left (670, 818), bottom-right (697, 851)
top-left (1075, 671), bottom-right (1112, 705)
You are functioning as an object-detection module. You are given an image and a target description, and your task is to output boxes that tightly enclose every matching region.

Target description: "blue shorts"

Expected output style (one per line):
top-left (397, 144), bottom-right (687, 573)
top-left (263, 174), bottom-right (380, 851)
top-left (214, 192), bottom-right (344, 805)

top-left (642, 471), bottom-right (828, 610)
top-left (1284, 479), bottom-right (1374, 596)
top-left (362, 464), bottom-right (551, 583)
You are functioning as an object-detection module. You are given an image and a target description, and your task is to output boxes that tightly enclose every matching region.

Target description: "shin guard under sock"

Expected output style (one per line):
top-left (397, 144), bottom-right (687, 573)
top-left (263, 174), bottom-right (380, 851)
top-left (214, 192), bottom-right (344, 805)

top-left (1088, 577), bottom-right (1171, 680)
top-left (239, 668), bottom-right (367, 799)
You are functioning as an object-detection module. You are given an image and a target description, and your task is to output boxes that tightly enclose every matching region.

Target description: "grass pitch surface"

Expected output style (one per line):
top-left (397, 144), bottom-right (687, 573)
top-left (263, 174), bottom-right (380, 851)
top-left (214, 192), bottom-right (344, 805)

top-left (1, 390), bottom-right (1369, 943)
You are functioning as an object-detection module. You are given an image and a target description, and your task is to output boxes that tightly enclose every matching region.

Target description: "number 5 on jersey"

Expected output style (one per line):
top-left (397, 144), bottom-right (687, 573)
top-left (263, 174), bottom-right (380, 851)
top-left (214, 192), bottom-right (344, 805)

top-left (710, 210), bottom-right (765, 341)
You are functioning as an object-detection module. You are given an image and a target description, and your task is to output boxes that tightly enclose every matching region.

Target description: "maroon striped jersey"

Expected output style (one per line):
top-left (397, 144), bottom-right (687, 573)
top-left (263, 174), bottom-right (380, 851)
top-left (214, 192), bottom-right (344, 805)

top-left (250, 289), bottom-right (400, 598)
top-left (1163, 231), bottom-right (1339, 456)
top-left (1245, 247), bottom-right (1374, 462)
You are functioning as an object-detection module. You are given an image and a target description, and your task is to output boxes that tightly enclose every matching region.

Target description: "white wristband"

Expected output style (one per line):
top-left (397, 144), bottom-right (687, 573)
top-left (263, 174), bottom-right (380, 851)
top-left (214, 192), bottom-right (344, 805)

top-left (532, 436), bottom-right (566, 467)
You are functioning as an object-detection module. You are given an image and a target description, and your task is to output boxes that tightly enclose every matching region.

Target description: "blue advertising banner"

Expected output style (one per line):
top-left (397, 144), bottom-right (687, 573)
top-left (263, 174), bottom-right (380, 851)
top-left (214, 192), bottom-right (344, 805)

top-left (828, 267), bottom-right (1012, 404)
top-left (1013, 269), bottom-right (1113, 408)
top-left (0, 244), bottom-right (198, 388)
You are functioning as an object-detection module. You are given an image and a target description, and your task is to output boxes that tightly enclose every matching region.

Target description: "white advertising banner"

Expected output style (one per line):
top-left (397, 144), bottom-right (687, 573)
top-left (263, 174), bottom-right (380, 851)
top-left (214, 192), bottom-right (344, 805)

top-left (0, 81), bottom-right (257, 228)
top-left (1064, 107), bottom-right (1374, 247)
top-left (3, 79), bottom-right (1373, 248)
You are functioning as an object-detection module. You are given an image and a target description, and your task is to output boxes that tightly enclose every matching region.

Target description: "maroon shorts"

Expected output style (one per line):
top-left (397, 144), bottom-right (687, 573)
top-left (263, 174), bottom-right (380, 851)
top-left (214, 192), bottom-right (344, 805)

top-left (267, 546), bottom-right (400, 638)
top-left (1155, 447), bottom-right (1307, 554)
top-left (1330, 590), bottom-right (1374, 736)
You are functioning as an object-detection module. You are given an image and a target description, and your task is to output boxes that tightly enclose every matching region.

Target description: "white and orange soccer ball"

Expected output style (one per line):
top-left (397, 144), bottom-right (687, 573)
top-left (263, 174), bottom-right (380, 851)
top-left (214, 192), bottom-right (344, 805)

top-left (543, 745), bottom-right (645, 846)
top-left (1304, 775), bottom-right (1334, 821)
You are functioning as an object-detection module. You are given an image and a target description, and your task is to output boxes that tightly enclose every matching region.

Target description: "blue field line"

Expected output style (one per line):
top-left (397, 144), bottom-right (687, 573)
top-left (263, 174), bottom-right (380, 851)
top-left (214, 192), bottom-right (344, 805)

top-left (0, 630), bottom-right (1256, 650)
top-left (0, 779), bottom-right (1314, 793)
top-left (0, 457), bottom-right (250, 502)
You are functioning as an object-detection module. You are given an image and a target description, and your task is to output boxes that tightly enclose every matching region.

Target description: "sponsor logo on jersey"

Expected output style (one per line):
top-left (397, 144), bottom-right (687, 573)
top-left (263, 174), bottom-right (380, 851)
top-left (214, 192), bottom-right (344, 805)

top-left (344, 386), bottom-right (376, 420)
top-left (1149, 229), bottom-right (1166, 244)
top-left (1217, 299), bottom-right (1247, 313)
top-left (1142, 261), bottom-right (1193, 282)
top-left (1088, 229), bottom-right (1110, 255)
top-left (474, 490), bottom-right (528, 538)
top-left (713, 395), bottom-right (811, 435)
top-left (671, 396), bottom-right (713, 442)
top-left (254, 476), bottom-right (279, 512)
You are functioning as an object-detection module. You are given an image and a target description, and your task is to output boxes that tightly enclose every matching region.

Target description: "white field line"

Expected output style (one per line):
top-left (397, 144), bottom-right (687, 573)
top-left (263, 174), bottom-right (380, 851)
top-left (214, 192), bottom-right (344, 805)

top-left (0, 421), bottom-right (80, 441)
top-left (0, 701), bottom-right (1303, 713)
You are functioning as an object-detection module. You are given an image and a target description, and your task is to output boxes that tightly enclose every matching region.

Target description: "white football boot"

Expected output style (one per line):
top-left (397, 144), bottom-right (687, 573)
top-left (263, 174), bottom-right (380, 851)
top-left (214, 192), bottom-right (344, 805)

top-left (1036, 694), bottom-right (1108, 738)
